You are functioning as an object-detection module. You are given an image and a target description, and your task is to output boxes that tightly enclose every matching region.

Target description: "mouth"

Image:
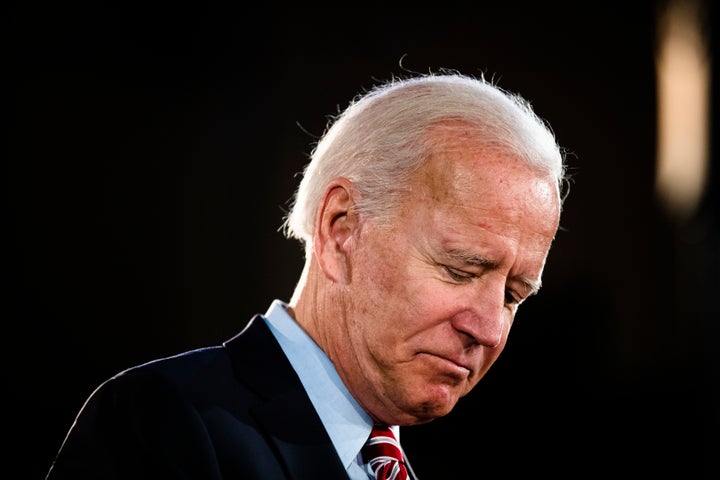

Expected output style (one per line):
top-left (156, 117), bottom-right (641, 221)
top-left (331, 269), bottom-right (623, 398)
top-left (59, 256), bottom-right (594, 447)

top-left (419, 352), bottom-right (472, 378)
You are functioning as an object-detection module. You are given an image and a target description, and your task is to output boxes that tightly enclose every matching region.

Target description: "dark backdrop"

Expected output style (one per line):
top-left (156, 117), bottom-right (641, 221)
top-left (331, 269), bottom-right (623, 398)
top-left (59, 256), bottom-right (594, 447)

top-left (9, 1), bottom-right (718, 478)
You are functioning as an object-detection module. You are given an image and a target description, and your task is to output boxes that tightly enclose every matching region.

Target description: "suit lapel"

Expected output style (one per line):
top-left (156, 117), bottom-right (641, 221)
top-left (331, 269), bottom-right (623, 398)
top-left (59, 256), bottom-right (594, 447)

top-left (403, 453), bottom-right (420, 480)
top-left (252, 391), bottom-right (349, 478)
top-left (224, 316), bottom-right (349, 479)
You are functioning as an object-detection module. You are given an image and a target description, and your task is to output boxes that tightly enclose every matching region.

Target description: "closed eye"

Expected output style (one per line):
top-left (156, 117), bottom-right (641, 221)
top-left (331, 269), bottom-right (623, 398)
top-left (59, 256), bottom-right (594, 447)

top-left (505, 289), bottom-right (522, 306)
top-left (445, 265), bottom-right (524, 307)
top-left (443, 265), bottom-right (475, 282)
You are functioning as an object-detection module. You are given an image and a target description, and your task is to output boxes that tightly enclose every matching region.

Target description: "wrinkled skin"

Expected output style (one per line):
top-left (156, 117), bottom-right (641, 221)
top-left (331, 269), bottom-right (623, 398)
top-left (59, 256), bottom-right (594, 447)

top-left (292, 138), bottom-right (561, 427)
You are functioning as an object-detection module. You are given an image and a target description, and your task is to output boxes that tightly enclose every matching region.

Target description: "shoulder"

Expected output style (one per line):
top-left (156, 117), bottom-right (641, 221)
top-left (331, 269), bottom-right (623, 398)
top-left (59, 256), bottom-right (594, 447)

top-left (86, 346), bottom-right (231, 411)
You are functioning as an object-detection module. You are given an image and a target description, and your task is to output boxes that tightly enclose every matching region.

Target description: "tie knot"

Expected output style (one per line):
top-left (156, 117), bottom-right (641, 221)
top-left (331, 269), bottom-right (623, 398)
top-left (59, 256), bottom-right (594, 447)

top-left (362, 425), bottom-right (409, 480)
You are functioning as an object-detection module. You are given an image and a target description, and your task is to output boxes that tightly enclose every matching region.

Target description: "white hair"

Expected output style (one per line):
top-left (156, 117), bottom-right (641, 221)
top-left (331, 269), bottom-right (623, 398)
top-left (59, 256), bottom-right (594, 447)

top-left (282, 72), bottom-right (567, 253)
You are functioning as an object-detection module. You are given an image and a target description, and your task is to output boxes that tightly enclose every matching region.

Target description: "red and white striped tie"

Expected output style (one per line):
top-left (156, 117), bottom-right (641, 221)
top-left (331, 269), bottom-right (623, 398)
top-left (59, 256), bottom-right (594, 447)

top-left (361, 424), bottom-right (409, 480)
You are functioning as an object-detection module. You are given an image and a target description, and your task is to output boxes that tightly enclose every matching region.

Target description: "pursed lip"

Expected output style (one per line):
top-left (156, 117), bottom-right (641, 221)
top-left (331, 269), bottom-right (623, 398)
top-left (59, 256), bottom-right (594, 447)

top-left (420, 351), bottom-right (473, 376)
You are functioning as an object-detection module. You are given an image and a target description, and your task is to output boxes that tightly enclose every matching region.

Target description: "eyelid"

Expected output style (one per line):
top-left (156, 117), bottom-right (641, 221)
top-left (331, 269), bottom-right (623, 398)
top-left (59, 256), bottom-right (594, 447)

top-left (505, 288), bottom-right (522, 306)
top-left (443, 263), bottom-right (539, 303)
top-left (446, 249), bottom-right (542, 293)
top-left (443, 265), bottom-right (475, 281)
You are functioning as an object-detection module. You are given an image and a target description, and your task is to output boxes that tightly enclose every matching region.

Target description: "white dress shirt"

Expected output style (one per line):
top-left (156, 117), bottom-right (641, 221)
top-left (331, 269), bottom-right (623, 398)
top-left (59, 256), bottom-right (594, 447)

top-left (263, 299), bottom-right (390, 479)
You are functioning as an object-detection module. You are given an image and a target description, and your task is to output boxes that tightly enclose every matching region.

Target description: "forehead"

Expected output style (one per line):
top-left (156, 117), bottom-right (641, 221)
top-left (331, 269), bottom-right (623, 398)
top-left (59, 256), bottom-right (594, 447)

top-left (400, 138), bottom-right (562, 265)
top-left (418, 145), bottom-right (559, 218)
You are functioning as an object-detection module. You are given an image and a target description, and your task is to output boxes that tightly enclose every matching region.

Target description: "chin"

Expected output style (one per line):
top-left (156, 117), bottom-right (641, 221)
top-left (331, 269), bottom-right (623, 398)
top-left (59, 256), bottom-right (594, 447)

top-left (409, 386), bottom-right (460, 422)
top-left (405, 404), bottom-right (455, 425)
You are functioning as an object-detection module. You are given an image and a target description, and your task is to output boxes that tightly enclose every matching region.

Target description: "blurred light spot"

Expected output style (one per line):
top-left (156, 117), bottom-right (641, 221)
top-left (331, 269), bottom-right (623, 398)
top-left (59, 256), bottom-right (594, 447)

top-left (655, 0), bottom-right (711, 222)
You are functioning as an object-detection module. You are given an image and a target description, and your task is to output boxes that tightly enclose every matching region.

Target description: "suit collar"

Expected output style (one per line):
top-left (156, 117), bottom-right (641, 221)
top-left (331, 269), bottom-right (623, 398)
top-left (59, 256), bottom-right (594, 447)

top-left (223, 316), bottom-right (349, 479)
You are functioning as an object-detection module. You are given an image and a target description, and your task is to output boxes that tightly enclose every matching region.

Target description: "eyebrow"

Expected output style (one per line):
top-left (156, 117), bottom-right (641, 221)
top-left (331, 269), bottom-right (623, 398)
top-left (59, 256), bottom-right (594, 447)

top-left (516, 275), bottom-right (542, 297)
top-left (447, 249), bottom-right (543, 296)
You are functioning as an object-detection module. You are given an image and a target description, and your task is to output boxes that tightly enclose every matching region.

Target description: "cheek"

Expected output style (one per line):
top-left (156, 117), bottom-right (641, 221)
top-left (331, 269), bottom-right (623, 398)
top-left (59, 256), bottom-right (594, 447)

top-left (349, 236), bottom-right (426, 340)
top-left (352, 231), bottom-right (408, 302)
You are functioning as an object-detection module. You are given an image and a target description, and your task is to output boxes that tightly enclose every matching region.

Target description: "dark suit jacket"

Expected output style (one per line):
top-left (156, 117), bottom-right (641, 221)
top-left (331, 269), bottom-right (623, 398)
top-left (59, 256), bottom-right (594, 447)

top-left (45, 315), bottom-right (355, 479)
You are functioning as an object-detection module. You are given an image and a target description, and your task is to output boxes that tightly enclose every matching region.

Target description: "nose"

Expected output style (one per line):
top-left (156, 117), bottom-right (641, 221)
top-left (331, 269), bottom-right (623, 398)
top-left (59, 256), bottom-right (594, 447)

top-left (450, 280), bottom-right (507, 348)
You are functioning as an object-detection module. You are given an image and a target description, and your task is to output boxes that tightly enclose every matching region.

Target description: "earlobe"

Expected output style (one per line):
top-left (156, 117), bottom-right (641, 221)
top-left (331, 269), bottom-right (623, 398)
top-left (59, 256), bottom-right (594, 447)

top-left (313, 178), bottom-right (357, 283)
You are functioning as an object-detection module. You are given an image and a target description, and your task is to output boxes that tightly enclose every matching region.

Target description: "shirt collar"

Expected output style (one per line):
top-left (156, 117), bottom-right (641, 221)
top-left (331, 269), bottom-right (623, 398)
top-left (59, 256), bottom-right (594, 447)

top-left (263, 299), bottom-right (375, 470)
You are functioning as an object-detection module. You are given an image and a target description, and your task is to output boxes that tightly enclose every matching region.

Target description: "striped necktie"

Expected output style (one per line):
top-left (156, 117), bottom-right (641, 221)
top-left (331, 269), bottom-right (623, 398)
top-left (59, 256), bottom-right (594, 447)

top-left (361, 424), bottom-right (409, 480)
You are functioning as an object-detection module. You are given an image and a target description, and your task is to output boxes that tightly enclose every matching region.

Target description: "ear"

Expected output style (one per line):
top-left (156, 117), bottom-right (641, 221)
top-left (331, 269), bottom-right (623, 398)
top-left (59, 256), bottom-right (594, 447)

top-left (313, 177), bottom-right (359, 284)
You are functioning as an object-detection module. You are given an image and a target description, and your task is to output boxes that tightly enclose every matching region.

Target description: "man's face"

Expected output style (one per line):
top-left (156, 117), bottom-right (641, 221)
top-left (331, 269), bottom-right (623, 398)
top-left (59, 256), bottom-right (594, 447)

top-left (333, 143), bottom-right (562, 426)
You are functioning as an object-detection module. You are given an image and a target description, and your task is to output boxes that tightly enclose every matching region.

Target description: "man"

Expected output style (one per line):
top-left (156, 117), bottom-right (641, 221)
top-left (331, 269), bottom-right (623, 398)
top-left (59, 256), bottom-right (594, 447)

top-left (46, 72), bottom-right (567, 479)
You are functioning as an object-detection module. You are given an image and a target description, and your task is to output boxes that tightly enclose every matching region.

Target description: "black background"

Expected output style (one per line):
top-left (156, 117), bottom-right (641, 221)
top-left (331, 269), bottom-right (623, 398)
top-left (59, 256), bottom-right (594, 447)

top-left (9, 1), bottom-right (718, 478)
